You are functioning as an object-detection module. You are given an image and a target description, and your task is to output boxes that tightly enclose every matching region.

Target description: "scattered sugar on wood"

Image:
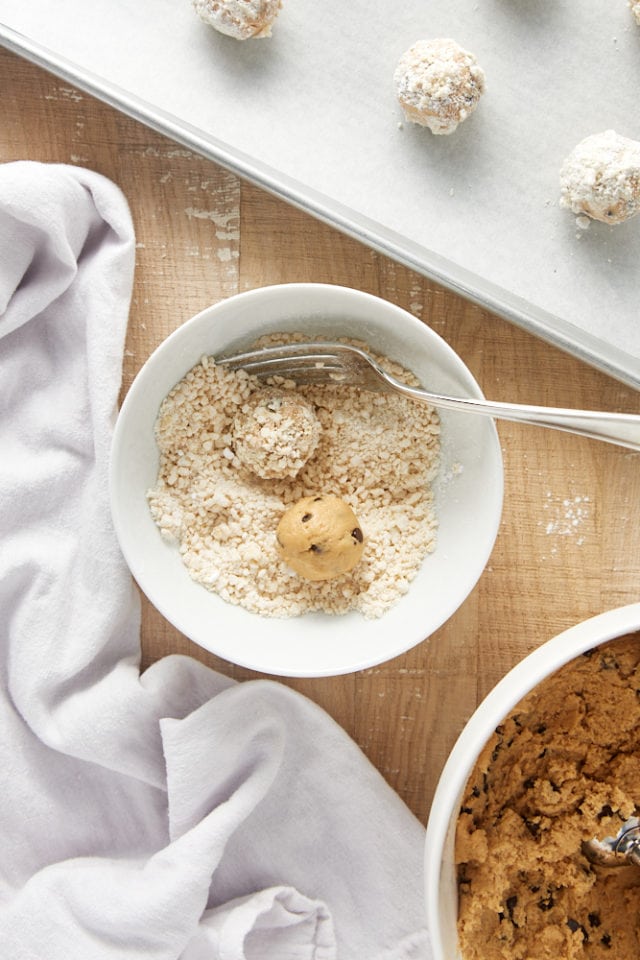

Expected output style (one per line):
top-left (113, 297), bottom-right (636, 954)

top-left (538, 491), bottom-right (591, 556)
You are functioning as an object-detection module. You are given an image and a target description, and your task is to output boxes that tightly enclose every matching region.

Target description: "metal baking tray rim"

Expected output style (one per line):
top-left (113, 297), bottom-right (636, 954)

top-left (2, 23), bottom-right (638, 392)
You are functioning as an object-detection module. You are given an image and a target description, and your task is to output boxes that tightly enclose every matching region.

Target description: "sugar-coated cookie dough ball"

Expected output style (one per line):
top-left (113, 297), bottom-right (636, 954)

top-left (192, 0), bottom-right (282, 39)
top-left (630, 0), bottom-right (640, 26)
top-left (394, 38), bottom-right (485, 135)
top-left (277, 495), bottom-right (365, 581)
top-left (559, 130), bottom-right (640, 224)
top-left (232, 388), bottom-right (320, 479)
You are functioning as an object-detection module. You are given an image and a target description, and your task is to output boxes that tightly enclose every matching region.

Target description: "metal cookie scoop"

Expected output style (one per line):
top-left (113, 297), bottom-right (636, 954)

top-left (583, 816), bottom-right (640, 867)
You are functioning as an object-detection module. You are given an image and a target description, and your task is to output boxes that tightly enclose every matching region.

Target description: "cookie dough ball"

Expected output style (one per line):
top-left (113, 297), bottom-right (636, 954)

top-left (277, 495), bottom-right (364, 581)
top-left (630, 0), bottom-right (640, 26)
top-left (192, 0), bottom-right (282, 39)
top-left (394, 38), bottom-right (485, 135)
top-left (559, 130), bottom-right (640, 224)
top-left (232, 388), bottom-right (320, 480)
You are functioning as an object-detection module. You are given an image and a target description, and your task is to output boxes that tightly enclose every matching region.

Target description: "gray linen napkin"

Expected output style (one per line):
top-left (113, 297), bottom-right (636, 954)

top-left (0, 160), bottom-right (431, 960)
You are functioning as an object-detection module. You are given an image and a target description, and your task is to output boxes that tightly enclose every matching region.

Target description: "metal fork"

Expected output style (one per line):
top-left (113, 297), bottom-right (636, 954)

top-left (217, 341), bottom-right (640, 451)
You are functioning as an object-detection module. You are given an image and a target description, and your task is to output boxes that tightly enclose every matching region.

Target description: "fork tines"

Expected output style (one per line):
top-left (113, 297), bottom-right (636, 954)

top-left (217, 342), bottom-right (353, 384)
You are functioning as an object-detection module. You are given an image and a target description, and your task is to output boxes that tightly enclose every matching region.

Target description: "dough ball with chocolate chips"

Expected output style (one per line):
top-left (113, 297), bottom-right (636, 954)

top-left (276, 495), bottom-right (365, 581)
top-left (232, 388), bottom-right (321, 480)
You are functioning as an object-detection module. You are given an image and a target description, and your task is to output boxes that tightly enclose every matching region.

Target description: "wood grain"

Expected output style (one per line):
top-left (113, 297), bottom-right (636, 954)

top-left (2, 47), bottom-right (639, 821)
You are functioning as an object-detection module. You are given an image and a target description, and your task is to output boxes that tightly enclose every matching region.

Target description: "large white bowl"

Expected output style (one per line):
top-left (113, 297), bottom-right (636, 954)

top-left (425, 602), bottom-right (640, 960)
top-left (110, 283), bottom-right (503, 677)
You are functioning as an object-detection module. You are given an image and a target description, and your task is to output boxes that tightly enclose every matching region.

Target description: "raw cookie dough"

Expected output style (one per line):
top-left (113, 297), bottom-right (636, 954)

top-left (456, 633), bottom-right (640, 960)
top-left (559, 130), bottom-right (640, 224)
top-left (277, 494), bottom-right (364, 581)
top-left (232, 388), bottom-right (321, 479)
top-left (191, 0), bottom-right (282, 39)
top-left (630, 0), bottom-right (640, 26)
top-left (394, 38), bottom-right (485, 135)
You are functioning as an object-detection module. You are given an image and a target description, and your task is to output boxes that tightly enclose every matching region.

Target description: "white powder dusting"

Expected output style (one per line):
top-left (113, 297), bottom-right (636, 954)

top-left (560, 130), bottom-right (640, 225)
top-left (394, 38), bottom-right (485, 135)
top-left (45, 86), bottom-right (83, 102)
top-left (184, 207), bottom-right (240, 240)
top-left (409, 280), bottom-right (424, 319)
top-left (143, 146), bottom-right (195, 160)
top-left (216, 248), bottom-right (239, 262)
top-left (191, 0), bottom-right (282, 39)
top-left (177, 175), bottom-right (240, 292)
top-left (538, 491), bottom-right (591, 555)
top-left (147, 336), bottom-right (441, 619)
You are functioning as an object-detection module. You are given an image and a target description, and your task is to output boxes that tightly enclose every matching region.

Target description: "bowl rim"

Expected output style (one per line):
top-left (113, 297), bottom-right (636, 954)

top-left (424, 601), bottom-right (640, 960)
top-left (110, 281), bottom-right (504, 676)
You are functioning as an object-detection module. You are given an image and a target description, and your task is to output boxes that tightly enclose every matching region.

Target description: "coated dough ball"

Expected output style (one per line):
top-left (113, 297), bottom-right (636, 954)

top-left (394, 38), bottom-right (485, 135)
top-left (232, 388), bottom-right (321, 479)
top-left (559, 130), bottom-right (640, 225)
top-left (192, 0), bottom-right (282, 39)
top-left (277, 495), bottom-right (365, 581)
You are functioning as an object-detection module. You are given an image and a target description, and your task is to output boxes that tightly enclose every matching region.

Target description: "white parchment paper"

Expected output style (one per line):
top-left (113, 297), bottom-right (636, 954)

top-left (3, 0), bottom-right (640, 383)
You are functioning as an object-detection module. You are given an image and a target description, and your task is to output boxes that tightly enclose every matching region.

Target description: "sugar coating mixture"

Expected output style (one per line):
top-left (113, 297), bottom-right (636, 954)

top-left (231, 388), bottom-right (320, 479)
top-left (630, 0), bottom-right (640, 25)
top-left (394, 38), bottom-right (485, 135)
top-left (147, 335), bottom-right (441, 619)
top-left (191, 0), bottom-right (282, 39)
top-left (559, 130), bottom-right (640, 225)
top-left (456, 632), bottom-right (640, 960)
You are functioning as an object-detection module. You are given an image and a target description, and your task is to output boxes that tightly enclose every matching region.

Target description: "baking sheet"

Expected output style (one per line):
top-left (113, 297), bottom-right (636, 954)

top-left (2, 0), bottom-right (640, 387)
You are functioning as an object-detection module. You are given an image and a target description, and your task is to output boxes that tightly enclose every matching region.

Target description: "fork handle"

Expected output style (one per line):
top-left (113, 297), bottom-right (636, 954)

top-left (398, 384), bottom-right (640, 452)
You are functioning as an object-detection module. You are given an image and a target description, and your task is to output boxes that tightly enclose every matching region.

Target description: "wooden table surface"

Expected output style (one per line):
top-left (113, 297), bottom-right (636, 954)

top-left (3, 47), bottom-right (639, 824)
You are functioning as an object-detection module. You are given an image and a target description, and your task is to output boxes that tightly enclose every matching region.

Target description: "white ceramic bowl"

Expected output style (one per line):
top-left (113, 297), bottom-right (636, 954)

top-left (110, 282), bottom-right (503, 677)
top-left (425, 602), bottom-right (640, 960)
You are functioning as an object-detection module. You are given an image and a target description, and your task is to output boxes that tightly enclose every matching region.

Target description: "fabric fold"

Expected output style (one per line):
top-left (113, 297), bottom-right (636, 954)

top-left (182, 886), bottom-right (336, 960)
